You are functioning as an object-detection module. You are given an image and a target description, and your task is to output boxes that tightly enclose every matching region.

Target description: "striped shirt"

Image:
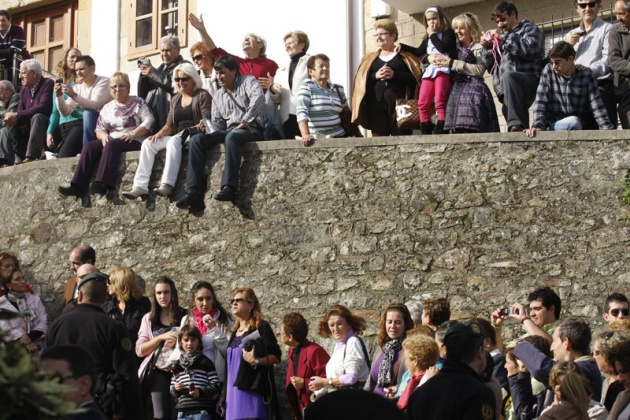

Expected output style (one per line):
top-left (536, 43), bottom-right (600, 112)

top-left (170, 355), bottom-right (222, 412)
top-left (296, 79), bottom-right (346, 137)
top-left (532, 64), bottom-right (613, 130)
top-left (211, 75), bottom-right (266, 131)
top-left (565, 18), bottom-right (612, 80)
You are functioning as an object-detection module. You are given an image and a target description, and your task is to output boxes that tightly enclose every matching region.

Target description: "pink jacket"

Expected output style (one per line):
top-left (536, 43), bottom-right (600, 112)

top-left (0, 294), bottom-right (48, 342)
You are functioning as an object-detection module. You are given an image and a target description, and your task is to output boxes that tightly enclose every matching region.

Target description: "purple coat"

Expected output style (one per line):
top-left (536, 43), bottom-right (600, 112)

top-left (17, 76), bottom-right (54, 126)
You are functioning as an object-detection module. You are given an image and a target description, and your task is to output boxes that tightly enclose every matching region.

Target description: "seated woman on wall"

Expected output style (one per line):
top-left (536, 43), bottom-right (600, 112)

top-left (365, 303), bottom-right (414, 397)
top-left (281, 312), bottom-right (330, 420)
top-left (123, 62), bottom-right (212, 199)
top-left (308, 305), bottom-right (371, 400)
top-left (0, 268), bottom-right (47, 355)
top-left (267, 31), bottom-right (311, 139)
top-left (351, 19), bottom-right (422, 137)
top-left (46, 47), bottom-right (84, 158)
top-left (190, 42), bottom-right (217, 96)
top-left (296, 54), bottom-right (348, 146)
top-left (58, 72), bottom-right (154, 200)
top-left (436, 13), bottom-right (500, 134)
top-left (0, 252), bottom-right (33, 297)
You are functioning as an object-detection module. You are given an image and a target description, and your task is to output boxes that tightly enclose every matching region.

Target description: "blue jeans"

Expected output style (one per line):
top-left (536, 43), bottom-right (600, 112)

top-left (82, 109), bottom-right (99, 145)
top-left (177, 411), bottom-right (211, 420)
top-left (185, 128), bottom-right (262, 197)
top-left (550, 116), bottom-right (582, 131)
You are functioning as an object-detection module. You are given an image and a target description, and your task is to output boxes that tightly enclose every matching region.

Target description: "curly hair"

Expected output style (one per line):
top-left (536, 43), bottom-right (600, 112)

top-left (402, 334), bottom-right (439, 370)
top-left (549, 362), bottom-right (591, 418)
top-left (378, 303), bottom-right (414, 348)
top-left (108, 266), bottom-right (144, 304)
top-left (318, 304), bottom-right (367, 338)
top-left (423, 297), bottom-right (451, 328)
top-left (55, 47), bottom-right (82, 83)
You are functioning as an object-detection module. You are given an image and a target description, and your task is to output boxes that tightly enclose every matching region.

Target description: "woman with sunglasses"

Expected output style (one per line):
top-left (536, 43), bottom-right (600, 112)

top-left (189, 42), bottom-right (217, 96)
top-left (222, 288), bottom-right (281, 420)
top-left (58, 72), bottom-right (154, 200)
top-left (136, 276), bottom-right (186, 420)
top-left (124, 62), bottom-right (212, 200)
top-left (178, 281), bottom-right (233, 385)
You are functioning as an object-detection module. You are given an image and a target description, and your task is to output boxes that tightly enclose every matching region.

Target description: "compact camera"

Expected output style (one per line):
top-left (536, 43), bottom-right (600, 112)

top-left (500, 307), bottom-right (520, 316)
top-left (55, 78), bottom-right (64, 84)
top-left (201, 117), bottom-right (217, 135)
top-left (137, 58), bottom-right (151, 67)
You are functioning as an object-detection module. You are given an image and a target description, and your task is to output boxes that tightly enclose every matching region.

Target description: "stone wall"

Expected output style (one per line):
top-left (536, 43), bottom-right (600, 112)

top-left (2, 131), bottom-right (630, 411)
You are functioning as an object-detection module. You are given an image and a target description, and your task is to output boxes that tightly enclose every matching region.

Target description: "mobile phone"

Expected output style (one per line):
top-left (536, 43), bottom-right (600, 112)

top-left (55, 78), bottom-right (64, 84)
top-left (189, 382), bottom-right (196, 391)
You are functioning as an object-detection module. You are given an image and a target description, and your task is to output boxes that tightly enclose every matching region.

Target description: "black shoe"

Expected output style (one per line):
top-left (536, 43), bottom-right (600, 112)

top-left (509, 125), bottom-right (525, 132)
top-left (433, 120), bottom-right (445, 135)
top-left (176, 194), bottom-right (204, 210)
top-left (90, 181), bottom-right (109, 196)
top-left (58, 184), bottom-right (83, 198)
top-left (214, 185), bottom-right (237, 202)
top-left (189, 200), bottom-right (206, 213)
top-left (420, 122), bottom-right (434, 135)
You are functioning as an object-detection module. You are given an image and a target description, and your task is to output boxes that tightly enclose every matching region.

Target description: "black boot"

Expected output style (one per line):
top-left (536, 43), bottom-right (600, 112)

top-left (433, 120), bottom-right (445, 135)
top-left (420, 122), bottom-right (433, 135)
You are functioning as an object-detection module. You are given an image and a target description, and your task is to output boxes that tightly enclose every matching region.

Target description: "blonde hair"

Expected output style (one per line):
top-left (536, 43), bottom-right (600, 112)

top-left (403, 334), bottom-right (440, 370)
top-left (548, 362), bottom-right (591, 420)
top-left (374, 19), bottom-right (399, 42)
top-left (108, 266), bottom-right (144, 303)
top-left (55, 47), bottom-right (82, 83)
top-left (283, 31), bottom-right (310, 53)
top-left (451, 13), bottom-right (483, 44)
top-left (171, 62), bottom-right (203, 92)
top-left (109, 72), bottom-right (131, 89)
top-left (231, 288), bottom-right (264, 333)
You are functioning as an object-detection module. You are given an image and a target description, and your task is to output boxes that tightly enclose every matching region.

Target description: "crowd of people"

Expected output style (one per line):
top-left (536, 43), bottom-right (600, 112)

top-left (0, 246), bottom-right (629, 420)
top-left (1, 1), bottom-right (629, 207)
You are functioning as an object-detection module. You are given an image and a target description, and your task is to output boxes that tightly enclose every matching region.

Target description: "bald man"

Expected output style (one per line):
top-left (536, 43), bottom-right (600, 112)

top-left (63, 263), bottom-right (99, 314)
top-left (63, 244), bottom-right (96, 307)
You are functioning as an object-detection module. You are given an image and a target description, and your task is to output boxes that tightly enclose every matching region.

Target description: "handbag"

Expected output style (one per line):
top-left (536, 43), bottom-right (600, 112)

top-left (333, 85), bottom-right (363, 138)
top-left (396, 87), bottom-right (420, 130)
top-left (139, 341), bottom-right (164, 396)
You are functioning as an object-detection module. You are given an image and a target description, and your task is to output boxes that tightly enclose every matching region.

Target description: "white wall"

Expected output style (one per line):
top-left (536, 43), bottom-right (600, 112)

top-left (90, 0), bottom-right (120, 79)
top-left (194, 0), bottom-right (363, 96)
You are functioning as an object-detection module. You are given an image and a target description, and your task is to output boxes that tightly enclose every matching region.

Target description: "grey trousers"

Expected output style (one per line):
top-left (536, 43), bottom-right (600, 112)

top-left (501, 71), bottom-right (539, 129)
top-left (0, 113), bottom-right (49, 162)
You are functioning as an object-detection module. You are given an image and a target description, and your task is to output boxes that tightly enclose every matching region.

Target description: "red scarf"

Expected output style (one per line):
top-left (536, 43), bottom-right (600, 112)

top-left (397, 370), bottom-right (426, 410)
top-left (191, 308), bottom-right (217, 335)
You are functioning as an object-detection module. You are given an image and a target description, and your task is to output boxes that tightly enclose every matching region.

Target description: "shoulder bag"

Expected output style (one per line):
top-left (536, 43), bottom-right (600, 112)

top-left (333, 85), bottom-right (363, 138)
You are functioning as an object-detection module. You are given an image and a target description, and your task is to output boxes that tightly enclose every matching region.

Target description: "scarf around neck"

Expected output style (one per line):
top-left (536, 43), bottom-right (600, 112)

top-left (7, 290), bottom-right (32, 333)
top-left (179, 348), bottom-right (202, 370)
top-left (192, 307), bottom-right (217, 335)
top-left (376, 335), bottom-right (404, 388)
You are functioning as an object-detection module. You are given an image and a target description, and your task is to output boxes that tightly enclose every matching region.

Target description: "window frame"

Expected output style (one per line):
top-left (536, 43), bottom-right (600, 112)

top-left (128, 0), bottom-right (187, 60)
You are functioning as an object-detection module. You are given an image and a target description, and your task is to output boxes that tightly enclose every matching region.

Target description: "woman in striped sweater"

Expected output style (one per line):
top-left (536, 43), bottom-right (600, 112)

top-left (171, 325), bottom-right (222, 420)
top-left (296, 54), bottom-right (347, 146)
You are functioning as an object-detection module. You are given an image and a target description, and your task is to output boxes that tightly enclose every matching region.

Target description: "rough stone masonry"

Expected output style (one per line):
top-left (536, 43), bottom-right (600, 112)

top-left (1, 130), bottom-right (629, 411)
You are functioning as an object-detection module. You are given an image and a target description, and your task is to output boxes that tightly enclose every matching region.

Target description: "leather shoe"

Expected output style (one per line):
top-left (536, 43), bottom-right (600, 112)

top-left (176, 194), bottom-right (204, 210)
top-left (122, 187), bottom-right (148, 200)
top-left (21, 157), bottom-right (34, 164)
top-left (58, 184), bottom-right (83, 198)
top-left (509, 125), bottom-right (525, 132)
top-left (90, 181), bottom-right (109, 196)
top-left (153, 184), bottom-right (173, 197)
top-left (214, 185), bottom-right (237, 202)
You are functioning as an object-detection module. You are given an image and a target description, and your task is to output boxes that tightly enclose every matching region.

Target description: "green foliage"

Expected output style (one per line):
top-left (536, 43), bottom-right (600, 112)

top-left (0, 333), bottom-right (76, 420)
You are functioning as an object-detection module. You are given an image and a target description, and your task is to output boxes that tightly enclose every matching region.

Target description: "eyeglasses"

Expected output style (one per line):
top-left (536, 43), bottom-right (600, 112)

top-left (576, 1), bottom-right (599, 8)
top-left (192, 54), bottom-right (204, 61)
top-left (373, 32), bottom-right (391, 38)
top-left (174, 77), bottom-right (191, 83)
top-left (110, 84), bottom-right (127, 90)
top-left (610, 308), bottom-right (630, 317)
top-left (231, 298), bottom-right (250, 304)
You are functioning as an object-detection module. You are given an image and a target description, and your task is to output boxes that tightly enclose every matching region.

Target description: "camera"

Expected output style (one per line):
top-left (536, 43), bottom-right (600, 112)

top-left (137, 58), bottom-right (151, 67)
top-left (500, 307), bottom-right (520, 316)
top-left (55, 78), bottom-right (64, 84)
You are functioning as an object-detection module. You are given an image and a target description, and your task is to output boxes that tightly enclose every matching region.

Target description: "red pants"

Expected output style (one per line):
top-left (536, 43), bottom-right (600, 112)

top-left (418, 72), bottom-right (452, 122)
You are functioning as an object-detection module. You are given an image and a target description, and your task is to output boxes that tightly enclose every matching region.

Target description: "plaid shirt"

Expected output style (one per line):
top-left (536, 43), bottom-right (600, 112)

top-left (211, 75), bottom-right (266, 131)
top-left (532, 64), bottom-right (614, 129)
top-left (500, 20), bottom-right (545, 76)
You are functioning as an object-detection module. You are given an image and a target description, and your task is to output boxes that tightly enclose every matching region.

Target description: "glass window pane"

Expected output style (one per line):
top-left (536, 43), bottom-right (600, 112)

top-left (161, 0), bottom-right (178, 10)
top-left (161, 11), bottom-right (177, 36)
top-left (135, 17), bottom-right (153, 47)
top-left (137, 0), bottom-right (153, 17)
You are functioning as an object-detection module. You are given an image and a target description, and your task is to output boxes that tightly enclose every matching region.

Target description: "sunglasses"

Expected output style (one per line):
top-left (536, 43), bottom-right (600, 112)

top-left (610, 308), bottom-right (629, 317)
top-left (192, 54), bottom-right (204, 61)
top-left (576, 1), bottom-right (599, 8)
top-left (174, 77), bottom-right (191, 83)
top-left (231, 298), bottom-right (250, 304)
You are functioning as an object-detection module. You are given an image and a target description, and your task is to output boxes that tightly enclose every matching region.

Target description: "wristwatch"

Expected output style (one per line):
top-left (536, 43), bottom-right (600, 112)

top-left (328, 378), bottom-right (333, 386)
top-left (252, 358), bottom-right (260, 368)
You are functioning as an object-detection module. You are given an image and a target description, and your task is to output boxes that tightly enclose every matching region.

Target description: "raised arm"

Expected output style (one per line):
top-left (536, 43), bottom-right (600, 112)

top-left (189, 13), bottom-right (216, 51)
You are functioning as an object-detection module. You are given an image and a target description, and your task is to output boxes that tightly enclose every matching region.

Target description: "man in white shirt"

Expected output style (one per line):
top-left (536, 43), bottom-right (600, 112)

top-left (56, 55), bottom-right (111, 147)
